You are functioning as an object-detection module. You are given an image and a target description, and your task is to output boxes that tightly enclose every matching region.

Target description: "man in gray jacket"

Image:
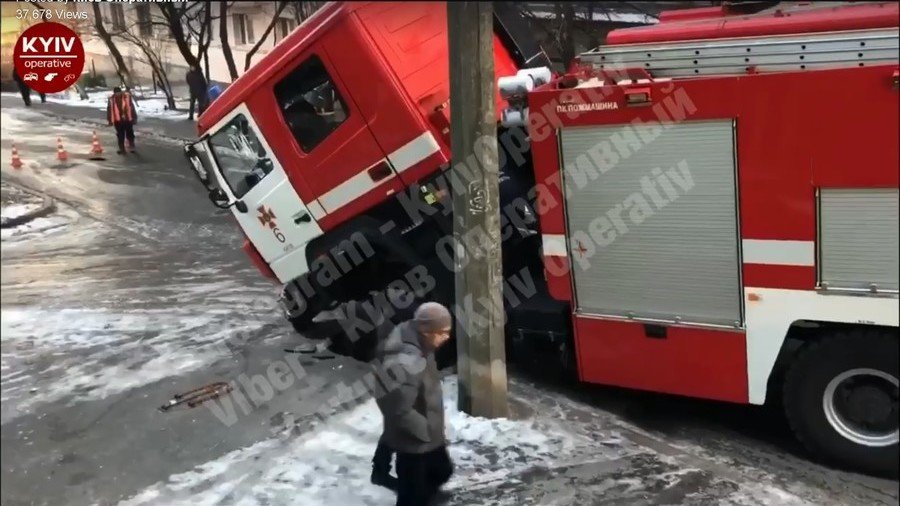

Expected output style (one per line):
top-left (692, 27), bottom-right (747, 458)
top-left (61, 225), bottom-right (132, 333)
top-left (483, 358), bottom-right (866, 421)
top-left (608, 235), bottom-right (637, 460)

top-left (373, 302), bottom-right (453, 506)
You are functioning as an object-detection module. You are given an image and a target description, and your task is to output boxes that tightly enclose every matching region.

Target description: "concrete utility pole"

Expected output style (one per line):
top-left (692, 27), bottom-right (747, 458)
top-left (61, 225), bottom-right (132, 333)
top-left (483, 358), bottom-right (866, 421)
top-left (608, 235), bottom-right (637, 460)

top-left (447, 1), bottom-right (509, 418)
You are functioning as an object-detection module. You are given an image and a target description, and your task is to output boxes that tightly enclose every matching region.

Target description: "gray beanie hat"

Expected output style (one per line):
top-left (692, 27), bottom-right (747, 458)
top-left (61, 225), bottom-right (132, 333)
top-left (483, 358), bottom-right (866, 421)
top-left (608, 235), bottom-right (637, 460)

top-left (413, 302), bottom-right (452, 332)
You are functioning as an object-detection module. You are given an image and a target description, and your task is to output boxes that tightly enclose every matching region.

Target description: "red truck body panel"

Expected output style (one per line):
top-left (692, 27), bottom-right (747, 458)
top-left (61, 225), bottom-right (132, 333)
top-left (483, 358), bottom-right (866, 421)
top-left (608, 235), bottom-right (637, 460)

top-left (608, 2), bottom-right (899, 44)
top-left (527, 62), bottom-right (898, 401)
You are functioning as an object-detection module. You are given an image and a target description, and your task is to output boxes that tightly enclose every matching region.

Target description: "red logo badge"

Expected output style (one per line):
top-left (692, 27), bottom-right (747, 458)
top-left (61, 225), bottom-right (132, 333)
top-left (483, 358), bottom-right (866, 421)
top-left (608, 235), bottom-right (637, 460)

top-left (257, 206), bottom-right (277, 229)
top-left (14, 22), bottom-right (85, 94)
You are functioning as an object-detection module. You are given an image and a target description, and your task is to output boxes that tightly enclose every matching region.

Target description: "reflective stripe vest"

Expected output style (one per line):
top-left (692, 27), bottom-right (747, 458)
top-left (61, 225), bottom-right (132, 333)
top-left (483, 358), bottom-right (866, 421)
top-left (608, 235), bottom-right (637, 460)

top-left (109, 93), bottom-right (134, 123)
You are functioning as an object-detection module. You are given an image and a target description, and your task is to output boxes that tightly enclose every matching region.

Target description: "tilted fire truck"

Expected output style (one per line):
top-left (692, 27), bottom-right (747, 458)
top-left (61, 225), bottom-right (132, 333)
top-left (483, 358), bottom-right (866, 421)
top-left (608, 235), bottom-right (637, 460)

top-left (183, 2), bottom-right (898, 474)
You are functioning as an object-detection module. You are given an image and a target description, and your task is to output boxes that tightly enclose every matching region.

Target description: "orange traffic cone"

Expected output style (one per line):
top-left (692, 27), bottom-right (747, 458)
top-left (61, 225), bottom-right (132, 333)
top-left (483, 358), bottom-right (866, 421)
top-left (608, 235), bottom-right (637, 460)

top-left (11, 143), bottom-right (23, 169)
top-left (89, 131), bottom-right (104, 160)
top-left (56, 137), bottom-right (68, 162)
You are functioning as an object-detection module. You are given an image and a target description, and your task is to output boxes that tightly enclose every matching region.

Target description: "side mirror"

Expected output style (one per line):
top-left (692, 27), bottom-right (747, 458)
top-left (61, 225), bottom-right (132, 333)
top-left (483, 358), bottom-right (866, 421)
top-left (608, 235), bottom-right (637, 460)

top-left (208, 188), bottom-right (231, 209)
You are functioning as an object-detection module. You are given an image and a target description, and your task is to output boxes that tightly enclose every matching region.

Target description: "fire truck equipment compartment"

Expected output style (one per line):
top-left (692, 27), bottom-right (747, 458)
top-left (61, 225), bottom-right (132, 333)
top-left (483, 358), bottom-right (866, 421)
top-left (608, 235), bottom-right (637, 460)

top-left (560, 119), bottom-right (741, 327)
top-left (818, 188), bottom-right (899, 292)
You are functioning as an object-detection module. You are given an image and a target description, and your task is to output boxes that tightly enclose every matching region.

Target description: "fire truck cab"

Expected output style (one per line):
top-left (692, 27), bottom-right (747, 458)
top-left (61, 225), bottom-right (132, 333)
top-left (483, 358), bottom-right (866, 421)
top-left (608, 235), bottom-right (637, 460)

top-left (184, 1), bottom-right (545, 329)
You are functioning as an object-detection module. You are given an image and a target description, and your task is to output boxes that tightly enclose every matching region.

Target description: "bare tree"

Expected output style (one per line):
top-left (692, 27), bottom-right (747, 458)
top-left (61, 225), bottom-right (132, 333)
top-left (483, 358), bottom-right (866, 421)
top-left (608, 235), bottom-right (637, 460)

top-left (290, 1), bottom-right (326, 25)
top-left (91, 3), bottom-right (132, 86)
top-left (156, 3), bottom-right (203, 69)
top-left (114, 11), bottom-right (178, 110)
top-left (181, 1), bottom-right (214, 81)
top-left (244, 1), bottom-right (289, 71)
top-left (219, 2), bottom-right (240, 81)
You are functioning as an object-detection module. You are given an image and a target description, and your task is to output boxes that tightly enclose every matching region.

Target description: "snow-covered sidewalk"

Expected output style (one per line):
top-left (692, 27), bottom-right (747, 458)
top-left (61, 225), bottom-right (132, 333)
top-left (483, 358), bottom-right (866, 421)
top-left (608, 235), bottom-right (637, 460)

top-left (120, 376), bottom-right (593, 506)
top-left (1, 91), bottom-right (200, 142)
top-left (39, 88), bottom-right (193, 122)
top-left (117, 375), bottom-right (825, 506)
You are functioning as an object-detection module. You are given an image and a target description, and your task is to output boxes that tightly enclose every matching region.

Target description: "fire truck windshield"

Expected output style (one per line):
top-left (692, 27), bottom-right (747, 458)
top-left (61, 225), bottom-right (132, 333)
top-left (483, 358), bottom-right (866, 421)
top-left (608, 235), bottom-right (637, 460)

top-left (207, 114), bottom-right (273, 199)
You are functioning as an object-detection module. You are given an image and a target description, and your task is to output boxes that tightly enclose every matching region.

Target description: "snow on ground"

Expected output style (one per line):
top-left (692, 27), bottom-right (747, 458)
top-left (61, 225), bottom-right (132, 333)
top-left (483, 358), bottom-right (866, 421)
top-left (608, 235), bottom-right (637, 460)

top-left (0, 213), bottom-right (67, 241)
top-left (0, 201), bottom-right (73, 242)
top-left (0, 203), bottom-right (39, 221)
top-left (1, 180), bottom-right (44, 222)
top-left (0, 269), bottom-right (278, 423)
top-left (115, 374), bottom-right (826, 506)
top-left (119, 376), bottom-right (588, 506)
top-left (1, 200), bottom-right (278, 422)
top-left (2, 90), bottom-right (191, 121)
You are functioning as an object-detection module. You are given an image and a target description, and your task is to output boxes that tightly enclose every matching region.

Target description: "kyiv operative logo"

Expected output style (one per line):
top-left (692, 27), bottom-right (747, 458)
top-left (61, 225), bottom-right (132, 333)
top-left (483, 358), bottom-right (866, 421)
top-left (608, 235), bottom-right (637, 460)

top-left (14, 22), bottom-right (85, 94)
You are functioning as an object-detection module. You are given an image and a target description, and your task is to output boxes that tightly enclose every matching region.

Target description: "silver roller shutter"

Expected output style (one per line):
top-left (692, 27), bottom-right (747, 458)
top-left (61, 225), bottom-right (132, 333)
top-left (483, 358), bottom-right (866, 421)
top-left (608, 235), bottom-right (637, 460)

top-left (819, 188), bottom-right (899, 292)
top-left (560, 119), bottom-right (742, 327)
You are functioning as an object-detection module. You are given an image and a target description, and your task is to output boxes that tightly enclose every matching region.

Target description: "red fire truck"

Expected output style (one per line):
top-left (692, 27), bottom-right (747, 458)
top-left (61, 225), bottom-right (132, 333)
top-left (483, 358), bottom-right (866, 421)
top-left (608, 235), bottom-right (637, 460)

top-left (183, 2), bottom-right (898, 474)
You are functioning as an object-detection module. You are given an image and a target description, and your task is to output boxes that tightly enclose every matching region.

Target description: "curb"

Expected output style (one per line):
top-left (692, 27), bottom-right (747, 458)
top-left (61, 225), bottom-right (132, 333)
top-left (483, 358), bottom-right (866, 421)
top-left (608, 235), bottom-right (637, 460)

top-left (0, 186), bottom-right (57, 229)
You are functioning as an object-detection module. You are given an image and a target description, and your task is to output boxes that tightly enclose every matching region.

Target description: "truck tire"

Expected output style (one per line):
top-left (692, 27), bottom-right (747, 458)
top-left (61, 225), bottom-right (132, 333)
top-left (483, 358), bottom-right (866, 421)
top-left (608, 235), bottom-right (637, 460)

top-left (287, 294), bottom-right (322, 333)
top-left (783, 328), bottom-right (898, 476)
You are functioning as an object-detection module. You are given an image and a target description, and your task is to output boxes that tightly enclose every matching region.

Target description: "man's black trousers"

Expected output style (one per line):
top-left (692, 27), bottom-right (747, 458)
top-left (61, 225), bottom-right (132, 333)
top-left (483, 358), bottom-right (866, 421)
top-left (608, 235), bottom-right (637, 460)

top-left (395, 445), bottom-right (453, 506)
top-left (114, 121), bottom-right (135, 152)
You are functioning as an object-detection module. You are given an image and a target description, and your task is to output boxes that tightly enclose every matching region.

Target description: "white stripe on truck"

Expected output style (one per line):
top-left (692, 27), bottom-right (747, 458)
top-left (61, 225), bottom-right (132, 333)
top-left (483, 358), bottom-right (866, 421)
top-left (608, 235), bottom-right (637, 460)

top-left (318, 159), bottom-right (396, 213)
top-left (542, 234), bottom-right (568, 257)
top-left (388, 132), bottom-right (441, 173)
top-left (742, 239), bottom-right (815, 266)
top-left (314, 132), bottom-right (441, 215)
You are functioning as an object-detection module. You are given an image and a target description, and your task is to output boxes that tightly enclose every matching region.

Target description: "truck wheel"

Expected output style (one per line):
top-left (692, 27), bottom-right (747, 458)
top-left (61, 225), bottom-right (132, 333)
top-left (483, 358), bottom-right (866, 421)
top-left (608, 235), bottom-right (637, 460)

top-left (286, 291), bottom-right (323, 333)
top-left (783, 328), bottom-right (898, 476)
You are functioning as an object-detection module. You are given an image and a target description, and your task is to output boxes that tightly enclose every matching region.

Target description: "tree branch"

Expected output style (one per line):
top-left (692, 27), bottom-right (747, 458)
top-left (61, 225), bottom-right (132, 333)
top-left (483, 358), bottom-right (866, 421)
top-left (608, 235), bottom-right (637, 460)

top-left (244, 1), bottom-right (289, 71)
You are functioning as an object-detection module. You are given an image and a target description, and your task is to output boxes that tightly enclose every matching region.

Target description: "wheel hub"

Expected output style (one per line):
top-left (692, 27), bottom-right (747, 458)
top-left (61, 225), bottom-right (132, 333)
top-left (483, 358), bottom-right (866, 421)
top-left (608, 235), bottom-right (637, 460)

top-left (824, 368), bottom-right (899, 447)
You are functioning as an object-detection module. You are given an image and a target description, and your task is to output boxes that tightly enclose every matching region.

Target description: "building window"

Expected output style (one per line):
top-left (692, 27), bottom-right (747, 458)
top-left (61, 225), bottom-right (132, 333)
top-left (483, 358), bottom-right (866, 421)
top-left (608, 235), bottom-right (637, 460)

top-left (136, 5), bottom-right (152, 37)
top-left (110, 5), bottom-right (126, 32)
top-left (274, 55), bottom-right (348, 152)
top-left (274, 18), bottom-right (294, 43)
top-left (233, 13), bottom-right (254, 45)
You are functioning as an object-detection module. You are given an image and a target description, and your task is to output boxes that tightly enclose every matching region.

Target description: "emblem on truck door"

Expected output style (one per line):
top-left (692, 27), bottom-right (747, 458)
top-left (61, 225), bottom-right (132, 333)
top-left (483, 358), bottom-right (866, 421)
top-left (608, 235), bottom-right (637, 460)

top-left (257, 206), bottom-right (277, 228)
top-left (257, 205), bottom-right (286, 243)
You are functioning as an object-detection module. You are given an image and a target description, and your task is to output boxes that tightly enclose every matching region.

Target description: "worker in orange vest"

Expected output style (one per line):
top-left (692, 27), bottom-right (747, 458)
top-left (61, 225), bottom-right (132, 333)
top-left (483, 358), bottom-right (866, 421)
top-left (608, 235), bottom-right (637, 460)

top-left (106, 87), bottom-right (138, 154)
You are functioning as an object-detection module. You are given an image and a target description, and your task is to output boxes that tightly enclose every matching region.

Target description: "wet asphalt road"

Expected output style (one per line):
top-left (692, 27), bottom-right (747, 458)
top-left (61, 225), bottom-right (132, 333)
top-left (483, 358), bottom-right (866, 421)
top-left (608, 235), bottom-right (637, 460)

top-left (0, 101), bottom-right (364, 505)
top-left (1, 99), bottom-right (897, 505)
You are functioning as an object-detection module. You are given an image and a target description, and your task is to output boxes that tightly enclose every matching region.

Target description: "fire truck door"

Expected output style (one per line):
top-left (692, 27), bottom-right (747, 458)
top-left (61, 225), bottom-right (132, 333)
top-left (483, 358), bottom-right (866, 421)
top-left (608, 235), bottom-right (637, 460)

top-left (202, 104), bottom-right (324, 283)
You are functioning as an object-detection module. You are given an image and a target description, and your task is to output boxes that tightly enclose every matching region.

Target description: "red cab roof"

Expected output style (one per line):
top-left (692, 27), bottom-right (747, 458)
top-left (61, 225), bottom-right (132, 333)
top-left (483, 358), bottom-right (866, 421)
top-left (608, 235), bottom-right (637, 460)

top-left (198, 2), bottom-right (357, 135)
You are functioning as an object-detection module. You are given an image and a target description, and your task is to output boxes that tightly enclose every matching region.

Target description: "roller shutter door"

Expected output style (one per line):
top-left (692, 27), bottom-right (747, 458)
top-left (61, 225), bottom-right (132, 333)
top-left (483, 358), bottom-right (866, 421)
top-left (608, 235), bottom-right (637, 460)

top-left (560, 120), bottom-right (742, 327)
top-left (819, 188), bottom-right (899, 292)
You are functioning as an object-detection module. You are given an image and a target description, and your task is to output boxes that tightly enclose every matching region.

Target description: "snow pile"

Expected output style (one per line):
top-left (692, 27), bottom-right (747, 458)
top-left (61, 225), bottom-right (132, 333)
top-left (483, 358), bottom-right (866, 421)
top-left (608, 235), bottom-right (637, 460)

top-left (0, 214), bottom-right (68, 241)
top-left (1, 180), bottom-right (44, 224)
top-left (0, 203), bottom-right (40, 221)
top-left (120, 376), bottom-right (584, 506)
top-left (0, 201), bottom-right (75, 241)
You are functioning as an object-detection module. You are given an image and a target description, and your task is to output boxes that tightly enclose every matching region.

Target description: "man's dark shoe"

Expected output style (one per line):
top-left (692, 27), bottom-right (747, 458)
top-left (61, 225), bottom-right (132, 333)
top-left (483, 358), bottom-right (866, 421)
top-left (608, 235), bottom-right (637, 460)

top-left (370, 469), bottom-right (398, 491)
top-left (117, 149), bottom-right (125, 155)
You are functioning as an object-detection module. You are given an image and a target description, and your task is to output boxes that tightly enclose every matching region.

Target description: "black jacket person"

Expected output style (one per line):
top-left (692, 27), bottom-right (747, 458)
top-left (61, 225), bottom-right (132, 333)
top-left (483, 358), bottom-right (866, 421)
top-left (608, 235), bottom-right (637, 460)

top-left (186, 65), bottom-right (209, 120)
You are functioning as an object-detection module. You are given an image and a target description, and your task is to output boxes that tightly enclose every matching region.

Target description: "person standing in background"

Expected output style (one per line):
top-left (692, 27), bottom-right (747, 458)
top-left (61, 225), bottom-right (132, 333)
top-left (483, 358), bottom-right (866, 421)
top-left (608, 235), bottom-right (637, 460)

top-left (107, 87), bottom-right (138, 154)
top-left (186, 65), bottom-right (209, 121)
